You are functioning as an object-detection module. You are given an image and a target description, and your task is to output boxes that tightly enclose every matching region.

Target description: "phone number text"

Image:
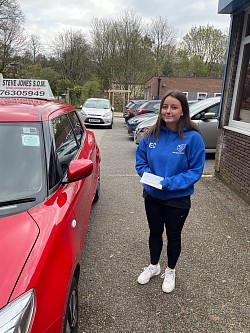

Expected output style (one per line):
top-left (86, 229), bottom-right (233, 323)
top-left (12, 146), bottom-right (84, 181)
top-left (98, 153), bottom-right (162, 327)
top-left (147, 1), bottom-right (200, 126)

top-left (0, 90), bottom-right (45, 97)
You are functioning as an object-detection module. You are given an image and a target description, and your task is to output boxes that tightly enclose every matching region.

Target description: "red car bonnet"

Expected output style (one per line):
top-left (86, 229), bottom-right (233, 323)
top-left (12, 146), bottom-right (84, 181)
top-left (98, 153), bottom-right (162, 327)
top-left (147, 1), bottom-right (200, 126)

top-left (0, 212), bottom-right (39, 308)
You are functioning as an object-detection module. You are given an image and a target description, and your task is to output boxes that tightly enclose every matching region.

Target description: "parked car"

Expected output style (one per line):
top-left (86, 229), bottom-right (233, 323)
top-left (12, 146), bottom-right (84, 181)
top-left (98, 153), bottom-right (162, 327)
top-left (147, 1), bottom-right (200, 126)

top-left (123, 100), bottom-right (148, 122)
top-left (135, 100), bottom-right (161, 116)
top-left (0, 76), bottom-right (101, 333)
top-left (134, 115), bottom-right (158, 144)
top-left (188, 100), bottom-right (199, 105)
top-left (134, 97), bottom-right (221, 153)
top-left (81, 97), bottom-right (114, 129)
top-left (128, 99), bottom-right (193, 121)
top-left (127, 112), bottom-right (159, 138)
top-left (124, 99), bottom-right (144, 112)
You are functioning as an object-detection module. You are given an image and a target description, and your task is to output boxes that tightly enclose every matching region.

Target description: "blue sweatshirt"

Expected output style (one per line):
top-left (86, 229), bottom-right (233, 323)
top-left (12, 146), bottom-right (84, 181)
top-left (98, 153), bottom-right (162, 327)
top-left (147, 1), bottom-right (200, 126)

top-left (135, 125), bottom-right (205, 200)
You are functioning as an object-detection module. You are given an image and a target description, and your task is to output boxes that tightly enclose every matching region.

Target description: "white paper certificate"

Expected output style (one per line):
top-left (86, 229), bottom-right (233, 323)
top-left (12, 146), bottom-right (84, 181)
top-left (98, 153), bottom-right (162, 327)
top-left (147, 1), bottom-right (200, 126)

top-left (140, 172), bottom-right (164, 189)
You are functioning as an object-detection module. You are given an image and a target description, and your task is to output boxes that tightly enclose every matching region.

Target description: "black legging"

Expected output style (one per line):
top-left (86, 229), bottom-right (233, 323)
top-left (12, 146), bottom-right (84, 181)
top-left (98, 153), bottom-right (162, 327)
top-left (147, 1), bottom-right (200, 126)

top-left (144, 198), bottom-right (190, 269)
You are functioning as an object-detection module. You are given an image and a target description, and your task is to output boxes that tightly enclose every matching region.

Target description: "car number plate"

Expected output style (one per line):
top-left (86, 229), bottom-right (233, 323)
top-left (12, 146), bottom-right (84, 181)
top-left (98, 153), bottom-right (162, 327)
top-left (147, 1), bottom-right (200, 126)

top-left (89, 119), bottom-right (100, 123)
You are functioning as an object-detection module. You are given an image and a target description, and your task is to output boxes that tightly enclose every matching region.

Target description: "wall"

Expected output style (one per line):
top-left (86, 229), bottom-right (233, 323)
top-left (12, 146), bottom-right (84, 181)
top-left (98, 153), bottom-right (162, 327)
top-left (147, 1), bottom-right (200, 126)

top-left (215, 12), bottom-right (250, 204)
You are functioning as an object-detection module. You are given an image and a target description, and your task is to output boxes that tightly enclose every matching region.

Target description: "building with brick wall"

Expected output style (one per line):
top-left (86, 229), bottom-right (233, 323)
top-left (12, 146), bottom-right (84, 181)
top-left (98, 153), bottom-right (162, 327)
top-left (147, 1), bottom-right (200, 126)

top-left (144, 76), bottom-right (223, 101)
top-left (216, 0), bottom-right (250, 204)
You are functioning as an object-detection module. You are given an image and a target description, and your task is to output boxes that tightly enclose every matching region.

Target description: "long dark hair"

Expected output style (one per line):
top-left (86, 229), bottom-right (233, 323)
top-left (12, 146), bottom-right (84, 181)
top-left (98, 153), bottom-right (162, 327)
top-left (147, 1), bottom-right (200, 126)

top-left (145, 90), bottom-right (201, 139)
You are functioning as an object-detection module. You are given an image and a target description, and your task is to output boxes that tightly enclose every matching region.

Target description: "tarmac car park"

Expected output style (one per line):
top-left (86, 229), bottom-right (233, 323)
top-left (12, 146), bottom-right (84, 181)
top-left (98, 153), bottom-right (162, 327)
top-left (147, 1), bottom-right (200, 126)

top-left (0, 74), bottom-right (100, 333)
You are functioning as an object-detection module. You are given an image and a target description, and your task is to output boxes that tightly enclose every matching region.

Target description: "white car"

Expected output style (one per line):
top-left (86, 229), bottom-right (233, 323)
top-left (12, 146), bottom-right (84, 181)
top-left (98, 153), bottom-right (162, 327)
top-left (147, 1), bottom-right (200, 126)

top-left (81, 98), bottom-right (114, 129)
top-left (134, 97), bottom-right (221, 153)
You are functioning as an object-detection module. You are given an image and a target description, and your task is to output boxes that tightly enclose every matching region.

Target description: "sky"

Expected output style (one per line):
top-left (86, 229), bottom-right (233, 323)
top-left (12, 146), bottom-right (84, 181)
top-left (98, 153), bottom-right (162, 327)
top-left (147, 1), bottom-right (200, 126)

top-left (19, 0), bottom-right (231, 46)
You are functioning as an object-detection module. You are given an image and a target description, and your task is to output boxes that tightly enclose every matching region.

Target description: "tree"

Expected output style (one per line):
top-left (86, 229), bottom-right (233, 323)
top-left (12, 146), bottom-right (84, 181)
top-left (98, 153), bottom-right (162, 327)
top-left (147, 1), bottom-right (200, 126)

top-left (56, 78), bottom-right (74, 101)
top-left (90, 17), bottom-right (116, 90)
top-left (27, 34), bottom-right (42, 64)
top-left (168, 49), bottom-right (207, 77)
top-left (110, 10), bottom-right (149, 91)
top-left (147, 16), bottom-right (177, 76)
top-left (0, 0), bottom-right (25, 74)
top-left (181, 24), bottom-right (228, 77)
top-left (20, 64), bottom-right (59, 93)
top-left (91, 10), bottom-right (155, 96)
top-left (81, 79), bottom-right (102, 100)
top-left (50, 29), bottom-right (93, 84)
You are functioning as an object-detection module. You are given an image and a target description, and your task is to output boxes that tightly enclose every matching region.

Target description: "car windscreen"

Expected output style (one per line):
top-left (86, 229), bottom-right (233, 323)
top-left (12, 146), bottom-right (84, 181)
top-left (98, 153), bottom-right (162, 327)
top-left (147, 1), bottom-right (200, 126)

top-left (189, 98), bottom-right (220, 117)
top-left (137, 100), bottom-right (160, 110)
top-left (0, 122), bottom-right (44, 203)
top-left (137, 102), bottom-right (149, 110)
top-left (84, 99), bottom-right (110, 109)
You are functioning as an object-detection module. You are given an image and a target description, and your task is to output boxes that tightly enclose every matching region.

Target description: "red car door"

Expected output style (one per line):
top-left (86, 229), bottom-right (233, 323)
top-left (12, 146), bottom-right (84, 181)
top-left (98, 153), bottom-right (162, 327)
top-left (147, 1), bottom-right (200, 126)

top-left (51, 111), bottom-right (96, 250)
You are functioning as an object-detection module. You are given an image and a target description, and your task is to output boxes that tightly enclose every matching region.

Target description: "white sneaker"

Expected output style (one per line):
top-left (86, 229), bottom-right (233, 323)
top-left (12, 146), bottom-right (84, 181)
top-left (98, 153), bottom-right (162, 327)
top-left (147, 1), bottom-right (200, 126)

top-left (137, 264), bottom-right (161, 285)
top-left (162, 268), bottom-right (175, 293)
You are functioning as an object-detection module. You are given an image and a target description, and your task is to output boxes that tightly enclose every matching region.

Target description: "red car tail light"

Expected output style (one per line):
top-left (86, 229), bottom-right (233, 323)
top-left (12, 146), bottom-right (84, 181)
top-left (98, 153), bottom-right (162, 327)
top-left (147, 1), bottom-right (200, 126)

top-left (137, 109), bottom-right (147, 114)
top-left (128, 109), bottom-right (134, 114)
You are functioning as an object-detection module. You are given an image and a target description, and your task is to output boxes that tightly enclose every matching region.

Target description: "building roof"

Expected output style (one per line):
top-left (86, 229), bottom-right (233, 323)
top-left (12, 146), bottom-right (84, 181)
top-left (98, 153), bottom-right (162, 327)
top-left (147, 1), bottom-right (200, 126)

top-left (145, 76), bottom-right (222, 93)
top-left (218, 0), bottom-right (250, 14)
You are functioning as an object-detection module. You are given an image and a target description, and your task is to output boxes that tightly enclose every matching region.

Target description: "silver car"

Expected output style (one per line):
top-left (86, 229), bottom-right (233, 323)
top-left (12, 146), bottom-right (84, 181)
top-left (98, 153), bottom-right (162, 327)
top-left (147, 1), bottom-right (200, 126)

top-left (134, 97), bottom-right (221, 153)
top-left (81, 98), bottom-right (114, 129)
top-left (134, 115), bottom-right (158, 145)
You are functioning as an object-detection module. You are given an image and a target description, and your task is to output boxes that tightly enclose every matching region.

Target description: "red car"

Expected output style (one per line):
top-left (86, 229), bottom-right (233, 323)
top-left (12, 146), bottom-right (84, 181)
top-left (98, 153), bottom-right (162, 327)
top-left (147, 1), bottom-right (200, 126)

top-left (0, 75), bottom-right (100, 332)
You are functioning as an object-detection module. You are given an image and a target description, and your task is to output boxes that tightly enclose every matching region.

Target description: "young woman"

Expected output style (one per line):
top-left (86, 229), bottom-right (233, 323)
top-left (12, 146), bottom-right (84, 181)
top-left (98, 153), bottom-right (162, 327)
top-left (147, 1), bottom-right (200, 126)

top-left (135, 90), bottom-right (205, 293)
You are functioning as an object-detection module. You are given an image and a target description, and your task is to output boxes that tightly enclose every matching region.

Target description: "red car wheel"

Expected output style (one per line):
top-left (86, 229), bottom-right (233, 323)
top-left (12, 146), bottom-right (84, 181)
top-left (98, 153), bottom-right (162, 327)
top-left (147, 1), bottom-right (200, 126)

top-left (63, 278), bottom-right (78, 333)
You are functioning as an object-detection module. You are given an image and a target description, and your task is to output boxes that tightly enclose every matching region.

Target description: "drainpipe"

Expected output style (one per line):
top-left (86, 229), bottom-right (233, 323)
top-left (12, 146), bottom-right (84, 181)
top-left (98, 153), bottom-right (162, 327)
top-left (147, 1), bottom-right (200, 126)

top-left (215, 15), bottom-right (233, 173)
top-left (157, 77), bottom-right (161, 100)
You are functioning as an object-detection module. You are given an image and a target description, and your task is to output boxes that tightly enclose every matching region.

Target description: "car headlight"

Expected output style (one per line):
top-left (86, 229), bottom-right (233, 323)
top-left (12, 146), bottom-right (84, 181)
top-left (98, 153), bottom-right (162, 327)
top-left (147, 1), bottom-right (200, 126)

top-left (104, 111), bottom-right (112, 117)
top-left (0, 289), bottom-right (35, 333)
top-left (138, 127), bottom-right (148, 133)
top-left (132, 119), bottom-right (140, 124)
top-left (80, 111), bottom-right (87, 117)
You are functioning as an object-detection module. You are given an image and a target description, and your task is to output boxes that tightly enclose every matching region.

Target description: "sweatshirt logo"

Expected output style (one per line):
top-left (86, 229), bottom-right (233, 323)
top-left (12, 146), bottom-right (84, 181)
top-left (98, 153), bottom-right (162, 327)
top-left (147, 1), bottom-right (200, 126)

top-left (173, 144), bottom-right (186, 154)
top-left (177, 144), bottom-right (186, 152)
top-left (149, 142), bottom-right (157, 148)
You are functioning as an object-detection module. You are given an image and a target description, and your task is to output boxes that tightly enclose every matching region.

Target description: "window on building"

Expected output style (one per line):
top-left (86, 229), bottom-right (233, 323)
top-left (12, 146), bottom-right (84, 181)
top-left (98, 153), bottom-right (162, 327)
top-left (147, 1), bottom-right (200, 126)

top-left (245, 13), bottom-right (250, 37)
top-left (183, 92), bottom-right (189, 99)
top-left (233, 44), bottom-right (250, 123)
top-left (214, 93), bottom-right (222, 97)
top-left (197, 92), bottom-right (207, 100)
top-left (230, 10), bottom-right (250, 131)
